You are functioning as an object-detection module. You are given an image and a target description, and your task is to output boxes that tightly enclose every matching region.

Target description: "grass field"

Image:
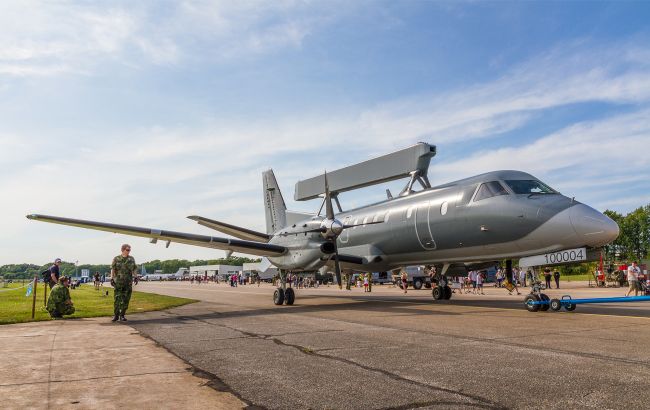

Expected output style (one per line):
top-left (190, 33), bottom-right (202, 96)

top-left (0, 282), bottom-right (196, 325)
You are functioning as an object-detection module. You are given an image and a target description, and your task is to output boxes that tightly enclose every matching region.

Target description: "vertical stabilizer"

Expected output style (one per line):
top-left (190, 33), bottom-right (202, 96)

top-left (263, 169), bottom-right (287, 234)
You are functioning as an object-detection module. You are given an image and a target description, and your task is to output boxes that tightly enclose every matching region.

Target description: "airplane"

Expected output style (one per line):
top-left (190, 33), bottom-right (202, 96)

top-left (27, 143), bottom-right (619, 306)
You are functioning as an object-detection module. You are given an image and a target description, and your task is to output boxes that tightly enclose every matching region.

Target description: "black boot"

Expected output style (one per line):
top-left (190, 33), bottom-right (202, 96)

top-left (120, 315), bottom-right (127, 322)
top-left (111, 315), bottom-right (119, 322)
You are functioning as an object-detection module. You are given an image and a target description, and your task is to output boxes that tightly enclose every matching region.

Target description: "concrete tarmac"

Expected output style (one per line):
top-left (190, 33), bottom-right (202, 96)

top-left (0, 317), bottom-right (245, 409)
top-left (128, 282), bottom-right (650, 409)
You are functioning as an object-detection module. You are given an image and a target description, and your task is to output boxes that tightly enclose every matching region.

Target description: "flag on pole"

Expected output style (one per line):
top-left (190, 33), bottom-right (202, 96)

top-left (26, 283), bottom-right (33, 297)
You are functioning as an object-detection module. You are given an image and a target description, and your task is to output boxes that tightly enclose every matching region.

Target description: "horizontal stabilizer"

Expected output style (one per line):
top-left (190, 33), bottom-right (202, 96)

top-left (188, 215), bottom-right (270, 242)
top-left (27, 214), bottom-right (286, 257)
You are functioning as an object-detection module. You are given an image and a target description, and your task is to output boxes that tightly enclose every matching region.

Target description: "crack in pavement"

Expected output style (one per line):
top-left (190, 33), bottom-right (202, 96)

top-left (0, 371), bottom-right (187, 387)
top-left (186, 316), bottom-right (505, 410)
top-left (297, 313), bottom-right (650, 368)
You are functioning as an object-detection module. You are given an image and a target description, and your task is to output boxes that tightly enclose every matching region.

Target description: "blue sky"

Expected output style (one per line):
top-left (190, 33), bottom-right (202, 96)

top-left (1, 1), bottom-right (649, 264)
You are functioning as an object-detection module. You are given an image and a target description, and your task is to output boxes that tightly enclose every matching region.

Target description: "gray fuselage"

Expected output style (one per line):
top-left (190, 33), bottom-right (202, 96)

top-left (268, 170), bottom-right (619, 272)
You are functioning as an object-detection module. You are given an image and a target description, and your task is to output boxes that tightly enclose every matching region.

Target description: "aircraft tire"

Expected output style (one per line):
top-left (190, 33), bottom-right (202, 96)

top-left (432, 286), bottom-right (444, 300)
top-left (443, 286), bottom-right (452, 300)
top-left (550, 299), bottom-right (562, 311)
top-left (524, 294), bottom-right (540, 312)
top-left (273, 288), bottom-right (285, 305)
top-left (413, 278), bottom-right (423, 290)
top-left (564, 303), bottom-right (576, 312)
top-left (539, 294), bottom-right (550, 311)
top-left (284, 288), bottom-right (295, 305)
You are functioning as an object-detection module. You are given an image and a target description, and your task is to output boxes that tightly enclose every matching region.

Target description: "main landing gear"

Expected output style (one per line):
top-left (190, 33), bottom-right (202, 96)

top-left (273, 270), bottom-right (295, 306)
top-left (431, 263), bottom-right (452, 301)
top-left (432, 284), bottom-right (452, 300)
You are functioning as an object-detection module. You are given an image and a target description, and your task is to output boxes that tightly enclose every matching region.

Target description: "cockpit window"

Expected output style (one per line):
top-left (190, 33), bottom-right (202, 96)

top-left (505, 180), bottom-right (557, 195)
top-left (474, 181), bottom-right (509, 202)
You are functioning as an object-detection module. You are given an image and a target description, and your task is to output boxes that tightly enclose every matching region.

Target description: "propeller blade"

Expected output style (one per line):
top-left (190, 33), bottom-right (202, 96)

top-left (342, 220), bottom-right (384, 229)
top-left (324, 170), bottom-right (335, 220)
top-left (332, 238), bottom-right (342, 288)
top-left (278, 227), bottom-right (325, 236)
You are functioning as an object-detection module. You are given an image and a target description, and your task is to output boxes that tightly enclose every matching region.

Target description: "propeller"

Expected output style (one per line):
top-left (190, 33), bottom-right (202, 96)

top-left (322, 171), bottom-right (344, 288)
top-left (278, 170), bottom-right (385, 288)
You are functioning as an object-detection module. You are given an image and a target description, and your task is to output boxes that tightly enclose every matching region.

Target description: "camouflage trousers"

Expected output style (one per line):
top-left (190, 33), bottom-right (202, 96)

top-left (48, 304), bottom-right (75, 318)
top-left (114, 282), bottom-right (133, 316)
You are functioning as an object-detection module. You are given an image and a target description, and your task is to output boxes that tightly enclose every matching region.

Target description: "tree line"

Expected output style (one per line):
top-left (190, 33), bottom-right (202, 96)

top-left (0, 257), bottom-right (259, 280)
top-left (604, 204), bottom-right (650, 262)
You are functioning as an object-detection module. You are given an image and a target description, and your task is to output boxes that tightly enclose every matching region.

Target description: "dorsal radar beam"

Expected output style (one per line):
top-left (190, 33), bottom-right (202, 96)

top-left (295, 142), bottom-right (436, 211)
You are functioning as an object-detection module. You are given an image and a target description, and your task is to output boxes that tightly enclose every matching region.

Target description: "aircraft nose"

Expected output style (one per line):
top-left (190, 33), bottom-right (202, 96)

top-left (569, 204), bottom-right (620, 247)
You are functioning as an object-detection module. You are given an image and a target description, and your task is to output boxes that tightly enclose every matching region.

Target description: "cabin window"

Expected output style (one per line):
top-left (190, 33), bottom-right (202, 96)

top-left (505, 180), bottom-right (557, 195)
top-left (363, 216), bottom-right (369, 225)
top-left (474, 181), bottom-right (509, 202)
top-left (441, 201), bottom-right (448, 215)
top-left (385, 210), bottom-right (391, 222)
top-left (406, 207), bottom-right (413, 219)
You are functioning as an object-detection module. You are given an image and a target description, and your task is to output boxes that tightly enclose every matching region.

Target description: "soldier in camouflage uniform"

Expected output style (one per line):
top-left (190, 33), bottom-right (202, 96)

top-left (111, 244), bottom-right (137, 322)
top-left (46, 276), bottom-right (75, 318)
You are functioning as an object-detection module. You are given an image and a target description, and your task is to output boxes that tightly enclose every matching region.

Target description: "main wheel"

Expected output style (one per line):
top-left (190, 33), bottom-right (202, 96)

top-left (564, 303), bottom-right (576, 311)
top-left (432, 286), bottom-right (444, 300)
top-left (550, 299), bottom-right (562, 311)
top-left (284, 288), bottom-right (295, 305)
top-left (413, 278), bottom-right (423, 290)
top-left (273, 288), bottom-right (285, 305)
top-left (443, 286), bottom-right (452, 300)
top-left (539, 293), bottom-right (550, 311)
top-left (524, 294), bottom-right (540, 312)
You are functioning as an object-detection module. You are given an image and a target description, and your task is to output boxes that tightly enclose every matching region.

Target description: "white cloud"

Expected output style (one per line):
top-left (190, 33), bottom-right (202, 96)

top-left (0, 1), bottom-right (352, 78)
top-left (3, 37), bottom-right (650, 264)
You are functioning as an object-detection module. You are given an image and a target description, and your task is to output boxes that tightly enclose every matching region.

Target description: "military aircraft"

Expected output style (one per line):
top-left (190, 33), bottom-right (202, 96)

top-left (27, 143), bottom-right (619, 306)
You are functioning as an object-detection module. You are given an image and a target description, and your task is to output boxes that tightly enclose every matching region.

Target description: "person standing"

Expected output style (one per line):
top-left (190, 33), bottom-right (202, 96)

top-left (363, 274), bottom-right (369, 292)
top-left (476, 271), bottom-right (485, 295)
top-left (48, 258), bottom-right (62, 289)
top-left (625, 261), bottom-right (640, 297)
top-left (111, 244), bottom-right (137, 322)
top-left (46, 276), bottom-right (75, 318)
top-left (543, 268), bottom-right (552, 289)
top-left (367, 272), bottom-right (372, 292)
top-left (553, 270), bottom-right (561, 289)
top-left (519, 268), bottom-right (527, 287)
top-left (401, 270), bottom-right (408, 294)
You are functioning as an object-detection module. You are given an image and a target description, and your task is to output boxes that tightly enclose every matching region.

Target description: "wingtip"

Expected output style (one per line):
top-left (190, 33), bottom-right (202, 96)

top-left (187, 215), bottom-right (200, 221)
top-left (26, 214), bottom-right (37, 220)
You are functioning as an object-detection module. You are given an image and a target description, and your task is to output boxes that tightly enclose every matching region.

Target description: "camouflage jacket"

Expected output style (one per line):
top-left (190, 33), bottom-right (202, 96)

top-left (112, 255), bottom-right (137, 282)
top-left (47, 284), bottom-right (71, 310)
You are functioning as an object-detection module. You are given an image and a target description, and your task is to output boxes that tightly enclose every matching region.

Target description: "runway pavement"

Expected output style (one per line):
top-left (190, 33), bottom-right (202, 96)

top-left (128, 282), bottom-right (650, 409)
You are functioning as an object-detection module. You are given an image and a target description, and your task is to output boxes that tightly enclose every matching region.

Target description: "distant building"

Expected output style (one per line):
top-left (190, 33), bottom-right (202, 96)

top-left (189, 265), bottom-right (241, 280)
top-left (243, 262), bottom-right (277, 280)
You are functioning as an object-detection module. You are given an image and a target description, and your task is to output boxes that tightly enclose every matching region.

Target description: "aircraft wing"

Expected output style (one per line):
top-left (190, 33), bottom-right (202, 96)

top-left (187, 215), bottom-right (270, 242)
top-left (26, 214), bottom-right (286, 257)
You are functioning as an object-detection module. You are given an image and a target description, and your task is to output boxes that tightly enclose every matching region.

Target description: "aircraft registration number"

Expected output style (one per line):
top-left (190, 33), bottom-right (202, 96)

top-left (543, 248), bottom-right (586, 264)
top-left (519, 247), bottom-right (587, 267)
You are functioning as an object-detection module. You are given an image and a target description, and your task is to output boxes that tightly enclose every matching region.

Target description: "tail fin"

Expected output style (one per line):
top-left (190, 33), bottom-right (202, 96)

top-left (263, 169), bottom-right (287, 234)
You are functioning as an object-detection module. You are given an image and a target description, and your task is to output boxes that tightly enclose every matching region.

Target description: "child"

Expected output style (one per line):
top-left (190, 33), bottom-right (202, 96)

top-left (476, 271), bottom-right (485, 295)
top-left (363, 274), bottom-right (369, 292)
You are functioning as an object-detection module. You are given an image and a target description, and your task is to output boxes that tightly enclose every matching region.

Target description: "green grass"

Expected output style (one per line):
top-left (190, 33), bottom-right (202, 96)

top-left (0, 282), bottom-right (196, 325)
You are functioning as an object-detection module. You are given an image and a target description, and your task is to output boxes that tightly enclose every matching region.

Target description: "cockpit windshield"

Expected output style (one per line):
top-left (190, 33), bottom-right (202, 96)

top-left (474, 181), bottom-right (509, 202)
top-left (505, 180), bottom-right (557, 195)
